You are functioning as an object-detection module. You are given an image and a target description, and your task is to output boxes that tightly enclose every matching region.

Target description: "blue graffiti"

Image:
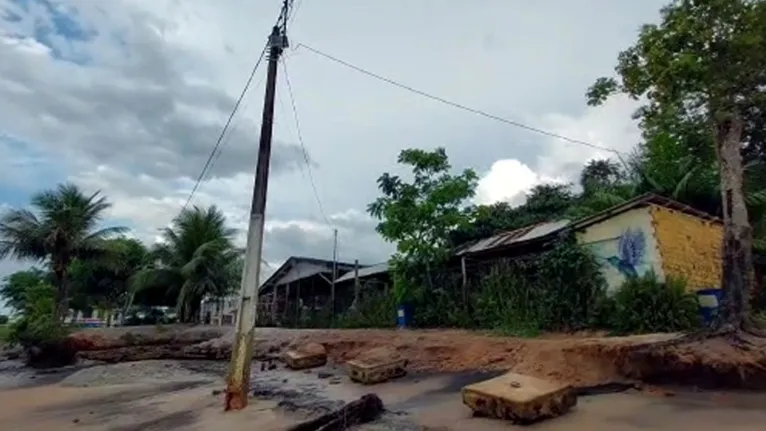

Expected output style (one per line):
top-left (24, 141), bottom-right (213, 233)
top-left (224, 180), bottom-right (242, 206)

top-left (606, 227), bottom-right (646, 279)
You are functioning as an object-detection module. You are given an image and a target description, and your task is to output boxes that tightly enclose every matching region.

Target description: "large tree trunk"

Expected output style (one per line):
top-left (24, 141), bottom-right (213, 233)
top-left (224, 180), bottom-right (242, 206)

top-left (715, 115), bottom-right (754, 329)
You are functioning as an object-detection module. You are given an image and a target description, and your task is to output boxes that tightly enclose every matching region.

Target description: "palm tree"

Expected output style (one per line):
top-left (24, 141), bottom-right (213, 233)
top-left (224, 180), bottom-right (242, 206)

top-left (0, 183), bottom-right (127, 321)
top-left (133, 205), bottom-right (241, 323)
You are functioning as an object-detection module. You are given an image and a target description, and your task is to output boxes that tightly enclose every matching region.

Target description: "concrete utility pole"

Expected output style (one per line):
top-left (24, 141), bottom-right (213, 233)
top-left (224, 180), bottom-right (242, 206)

top-left (225, 1), bottom-right (290, 411)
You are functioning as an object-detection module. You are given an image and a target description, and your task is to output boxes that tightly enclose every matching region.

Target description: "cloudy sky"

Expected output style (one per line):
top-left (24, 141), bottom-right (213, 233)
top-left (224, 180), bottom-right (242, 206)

top-left (0, 0), bottom-right (666, 298)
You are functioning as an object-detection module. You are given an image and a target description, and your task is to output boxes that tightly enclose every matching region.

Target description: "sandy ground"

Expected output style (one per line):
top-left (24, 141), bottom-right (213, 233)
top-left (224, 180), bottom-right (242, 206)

top-left (3, 326), bottom-right (766, 429)
top-left (1, 359), bottom-right (766, 430)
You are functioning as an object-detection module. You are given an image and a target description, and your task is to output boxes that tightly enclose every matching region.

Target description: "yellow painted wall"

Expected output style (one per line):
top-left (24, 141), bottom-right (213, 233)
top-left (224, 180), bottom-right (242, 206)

top-left (577, 207), bottom-right (665, 294)
top-left (649, 205), bottom-right (722, 292)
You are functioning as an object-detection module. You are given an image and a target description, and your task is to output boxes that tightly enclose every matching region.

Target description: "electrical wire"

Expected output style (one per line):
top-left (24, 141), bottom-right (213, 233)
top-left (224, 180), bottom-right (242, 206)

top-left (295, 42), bottom-right (625, 156)
top-left (181, 44), bottom-right (268, 211)
top-left (281, 58), bottom-right (334, 228)
top-left (288, 0), bottom-right (304, 26)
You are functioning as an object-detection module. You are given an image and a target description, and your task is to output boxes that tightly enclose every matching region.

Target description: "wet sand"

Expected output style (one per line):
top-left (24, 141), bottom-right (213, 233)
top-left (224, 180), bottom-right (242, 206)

top-left (1, 360), bottom-right (766, 430)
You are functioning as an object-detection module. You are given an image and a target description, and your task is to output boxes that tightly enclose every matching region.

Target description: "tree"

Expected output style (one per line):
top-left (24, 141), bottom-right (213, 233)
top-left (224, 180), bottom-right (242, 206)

top-left (133, 206), bottom-right (240, 322)
top-left (0, 183), bottom-right (127, 321)
top-left (587, 0), bottom-right (766, 329)
top-left (580, 159), bottom-right (626, 194)
top-left (69, 237), bottom-right (149, 326)
top-left (368, 148), bottom-right (478, 301)
top-left (0, 268), bottom-right (51, 313)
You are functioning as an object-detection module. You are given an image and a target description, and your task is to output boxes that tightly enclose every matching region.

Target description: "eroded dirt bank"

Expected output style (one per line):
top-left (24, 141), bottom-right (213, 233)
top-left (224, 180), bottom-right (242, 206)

top-left (71, 327), bottom-right (766, 390)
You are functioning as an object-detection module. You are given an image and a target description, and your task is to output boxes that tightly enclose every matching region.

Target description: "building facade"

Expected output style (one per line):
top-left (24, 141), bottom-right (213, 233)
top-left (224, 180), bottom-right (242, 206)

top-left (574, 197), bottom-right (723, 294)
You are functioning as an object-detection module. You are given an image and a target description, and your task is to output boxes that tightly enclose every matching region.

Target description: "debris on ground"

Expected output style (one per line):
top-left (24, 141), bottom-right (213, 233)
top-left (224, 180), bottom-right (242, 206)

top-left (286, 393), bottom-right (385, 431)
top-left (462, 372), bottom-right (576, 424)
top-left (283, 342), bottom-right (328, 370)
top-left (347, 346), bottom-right (408, 385)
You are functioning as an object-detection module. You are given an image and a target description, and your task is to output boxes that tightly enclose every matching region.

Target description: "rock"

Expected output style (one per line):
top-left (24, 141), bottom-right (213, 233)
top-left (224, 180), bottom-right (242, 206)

top-left (317, 372), bottom-right (334, 379)
top-left (282, 342), bottom-right (327, 370)
top-left (347, 346), bottom-right (407, 385)
top-left (461, 372), bottom-right (576, 424)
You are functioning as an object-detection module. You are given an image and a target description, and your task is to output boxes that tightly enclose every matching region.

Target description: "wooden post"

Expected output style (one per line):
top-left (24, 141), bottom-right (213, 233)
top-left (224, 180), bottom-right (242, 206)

top-left (352, 259), bottom-right (360, 309)
top-left (285, 282), bottom-right (292, 323)
top-left (461, 257), bottom-right (468, 306)
top-left (271, 288), bottom-right (277, 323)
top-left (296, 282), bottom-right (301, 325)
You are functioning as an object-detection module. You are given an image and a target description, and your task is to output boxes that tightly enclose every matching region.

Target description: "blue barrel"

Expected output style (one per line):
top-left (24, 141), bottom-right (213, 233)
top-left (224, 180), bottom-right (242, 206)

top-left (696, 288), bottom-right (723, 327)
top-left (396, 303), bottom-right (413, 329)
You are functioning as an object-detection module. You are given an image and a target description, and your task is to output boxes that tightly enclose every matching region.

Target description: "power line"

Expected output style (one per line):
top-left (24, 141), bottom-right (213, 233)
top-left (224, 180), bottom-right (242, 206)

top-left (181, 1), bottom-right (299, 211)
top-left (280, 58), bottom-right (334, 227)
top-left (181, 44), bottom-right (268, 211)
top-left (288, 0), bottom-right (304, 26)
top-left (295, 42), bottom-right (624, 156)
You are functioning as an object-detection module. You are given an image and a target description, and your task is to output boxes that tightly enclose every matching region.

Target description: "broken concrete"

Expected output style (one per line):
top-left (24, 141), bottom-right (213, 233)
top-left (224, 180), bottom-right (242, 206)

top-left (347, 346), bottom-right (408, 385)
top-left (283, 342), bottom-right (328, 370)
top-left (461, 371), bottom-right (577, 424)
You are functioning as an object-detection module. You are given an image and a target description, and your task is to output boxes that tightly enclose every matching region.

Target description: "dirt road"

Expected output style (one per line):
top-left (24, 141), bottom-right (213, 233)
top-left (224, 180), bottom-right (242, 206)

top-left (0, 360), bottom-right (765, 430)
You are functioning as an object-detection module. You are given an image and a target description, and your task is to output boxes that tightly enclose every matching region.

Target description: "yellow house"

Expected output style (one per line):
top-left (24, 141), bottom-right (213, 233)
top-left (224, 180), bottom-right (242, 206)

top-left (573, 194), bottom-right (723, 294)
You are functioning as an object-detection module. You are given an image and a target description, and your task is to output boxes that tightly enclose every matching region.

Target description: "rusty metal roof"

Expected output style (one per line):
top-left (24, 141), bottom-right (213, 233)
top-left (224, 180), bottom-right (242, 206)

top-left (335, 262), bottom-right (389, 283)
top-left (454, 219), bottom-right (570, 256)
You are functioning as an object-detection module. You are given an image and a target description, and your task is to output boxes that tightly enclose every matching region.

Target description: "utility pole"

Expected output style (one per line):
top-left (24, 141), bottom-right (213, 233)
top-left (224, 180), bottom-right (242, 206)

top-left (225, 1), bottom-right (290, 412)
top-left (330, 228), bottom-right (338, 318)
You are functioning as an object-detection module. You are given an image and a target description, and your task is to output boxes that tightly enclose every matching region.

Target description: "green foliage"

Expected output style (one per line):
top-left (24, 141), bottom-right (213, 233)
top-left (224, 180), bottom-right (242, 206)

top-left (588, 0), bottom-right (766, 325)
top-left (0, 183), bottom-right (127, 319)
top-left (335, 290), bottom-right (397, 329)
top-left (368, 148), bottom-right (478, 302)
top-left (450, 183), bottom-right (577, 248)
top-left (0, 268), bottom-right (50, 313)
top-left (133, 205), bottom-right (241, 322)
top-left (69, 237), bottom-right (149, 320)
top-left (611, 272), bottom-right (701, 334)
top-left (0, 314), bottom-right (8, 325)
top-left (470, 238), bottom-right (608, 333)
top-left (6, 282), bottom-right (69, 350)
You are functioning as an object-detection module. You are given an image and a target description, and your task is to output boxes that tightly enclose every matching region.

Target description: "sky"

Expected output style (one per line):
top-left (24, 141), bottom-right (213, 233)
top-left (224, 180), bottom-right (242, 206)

top-left (0, 0), bottom-right (668, 311)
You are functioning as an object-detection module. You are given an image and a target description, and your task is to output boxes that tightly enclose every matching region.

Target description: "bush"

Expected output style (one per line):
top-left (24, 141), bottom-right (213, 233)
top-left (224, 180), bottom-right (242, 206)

top-left (0, 314), bottom-right (8, 325)
top-left (469, 237), bottom-right (608, 334)
top-left (336, 289), bottom-right (397, 329)
top-left (611, 271), bottom-right (701, 334)
top-left (6, 283), bottom-right (74, 368)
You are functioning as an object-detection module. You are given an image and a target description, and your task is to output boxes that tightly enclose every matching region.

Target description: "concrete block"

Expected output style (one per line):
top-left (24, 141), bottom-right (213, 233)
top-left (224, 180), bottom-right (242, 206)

top-left (347, 347), bottom-right (408, 385)
top-left (282, 342), bottom-right (327, 370)
top-left (461, 372), bottom-right (576, 424)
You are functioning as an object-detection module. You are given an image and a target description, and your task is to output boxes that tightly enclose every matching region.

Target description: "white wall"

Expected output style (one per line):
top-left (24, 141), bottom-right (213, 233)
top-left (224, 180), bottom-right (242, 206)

top-left (576, 206), bottom-right (665, 294)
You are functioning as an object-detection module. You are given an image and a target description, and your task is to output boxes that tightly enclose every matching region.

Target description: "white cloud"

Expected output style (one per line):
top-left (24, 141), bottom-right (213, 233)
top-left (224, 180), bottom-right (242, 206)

top-left (475, 159), bottom-right (561, 206)
top-left (474, 95), bottom-right (641, 206)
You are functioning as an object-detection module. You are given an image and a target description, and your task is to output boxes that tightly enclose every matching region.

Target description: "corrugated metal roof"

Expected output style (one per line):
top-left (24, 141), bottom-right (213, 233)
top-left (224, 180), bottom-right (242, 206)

top-left (335, 262), bottom-right (389, 283)
top-left (454, 219), bottom-right (570, 256)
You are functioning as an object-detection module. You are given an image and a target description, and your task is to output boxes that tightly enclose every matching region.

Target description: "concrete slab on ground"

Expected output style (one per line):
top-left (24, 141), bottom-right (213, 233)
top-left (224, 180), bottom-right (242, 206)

top-left (462, 371), bottom-right (577, 424)
top-left (282, 342), bottom-right (327, 370)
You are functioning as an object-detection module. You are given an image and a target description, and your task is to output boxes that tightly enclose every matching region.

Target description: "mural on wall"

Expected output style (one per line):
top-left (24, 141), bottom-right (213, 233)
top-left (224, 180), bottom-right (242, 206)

top-left (605, 227), bottom-right (647, 279)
